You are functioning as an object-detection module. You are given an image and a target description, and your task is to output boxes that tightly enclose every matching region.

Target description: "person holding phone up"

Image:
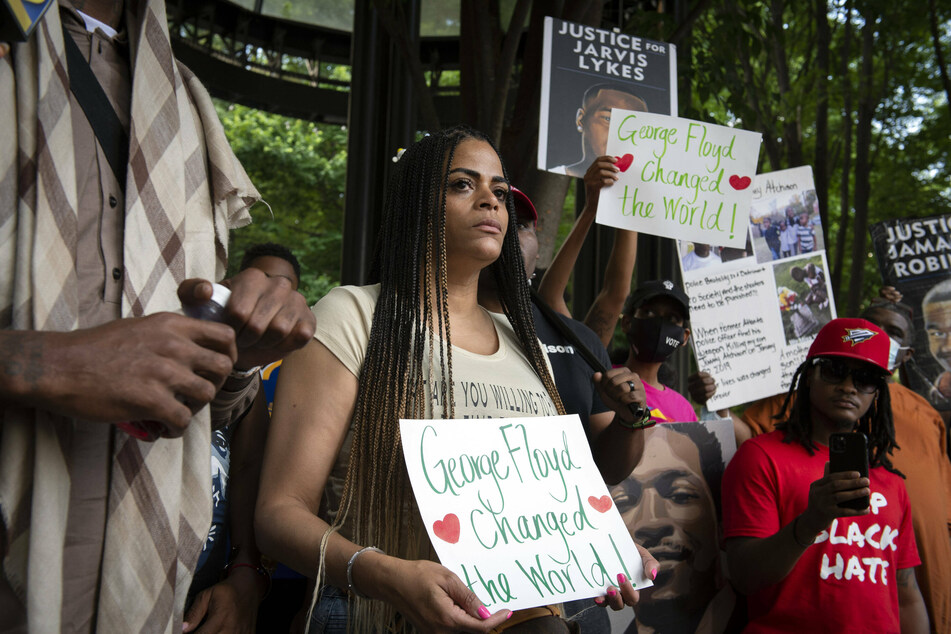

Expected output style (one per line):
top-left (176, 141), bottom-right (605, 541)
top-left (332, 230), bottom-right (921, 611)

top-left (720, 318), bottom-right (929, 633)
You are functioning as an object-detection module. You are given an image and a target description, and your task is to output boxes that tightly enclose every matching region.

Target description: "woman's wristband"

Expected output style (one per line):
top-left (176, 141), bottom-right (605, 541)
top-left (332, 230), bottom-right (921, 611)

top-left (347, 546), bottom-right (384, 599)
top-left (226, 562), bottom-right (271, 597)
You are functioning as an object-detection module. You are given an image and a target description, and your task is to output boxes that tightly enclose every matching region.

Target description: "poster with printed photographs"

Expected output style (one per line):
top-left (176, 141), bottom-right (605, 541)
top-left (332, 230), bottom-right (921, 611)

top-left (679, 167), bottom-right (837, 411)
top-left (537, 16), bottom-right (677, 178)
top-left (608, 420), bottom-right (738, 634)
top-left (870, 215), bottom-right (951, 410)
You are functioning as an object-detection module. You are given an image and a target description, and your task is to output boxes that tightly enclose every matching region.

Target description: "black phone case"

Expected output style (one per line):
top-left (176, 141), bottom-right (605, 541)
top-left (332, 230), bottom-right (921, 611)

top-left (829, 432), bottom-right (869, 511)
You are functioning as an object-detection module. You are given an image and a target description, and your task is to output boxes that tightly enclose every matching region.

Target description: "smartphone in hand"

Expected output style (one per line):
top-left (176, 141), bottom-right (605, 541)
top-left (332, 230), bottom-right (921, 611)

top-left (829, 432), bottom-right (870, 511)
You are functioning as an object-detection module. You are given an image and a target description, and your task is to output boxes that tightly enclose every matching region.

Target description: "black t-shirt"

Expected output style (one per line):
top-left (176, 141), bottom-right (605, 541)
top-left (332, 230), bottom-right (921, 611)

top-left (532, 303), bottom-right (612, 433)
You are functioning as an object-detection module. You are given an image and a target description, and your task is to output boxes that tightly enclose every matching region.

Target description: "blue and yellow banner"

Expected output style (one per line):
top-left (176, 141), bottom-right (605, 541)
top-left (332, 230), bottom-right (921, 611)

top-left (1, 0), bottom-right (55, 41)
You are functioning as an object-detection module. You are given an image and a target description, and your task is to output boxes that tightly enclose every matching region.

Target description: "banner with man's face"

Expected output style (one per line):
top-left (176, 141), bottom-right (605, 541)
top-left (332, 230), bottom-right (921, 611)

top-left (608, 420), bottom-right (737, 634)
top-left (537, 16), bottom-right (677, 179)
top-left (871, 215), bottom-right (951, 410)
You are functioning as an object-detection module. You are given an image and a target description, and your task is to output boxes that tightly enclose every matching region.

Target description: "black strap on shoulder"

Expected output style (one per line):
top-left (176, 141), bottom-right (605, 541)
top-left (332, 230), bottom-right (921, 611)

top-left (531, 289), bottom-right (653, 425)
top-left (61, 26), bottom-right (128, 188)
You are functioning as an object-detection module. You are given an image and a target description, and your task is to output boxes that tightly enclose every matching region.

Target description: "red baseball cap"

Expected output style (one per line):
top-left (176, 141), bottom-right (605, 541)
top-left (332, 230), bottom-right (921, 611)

top-left (806, 318), bottom-right (889, 372)
top-left (510, 187), bottom-right (537, 227)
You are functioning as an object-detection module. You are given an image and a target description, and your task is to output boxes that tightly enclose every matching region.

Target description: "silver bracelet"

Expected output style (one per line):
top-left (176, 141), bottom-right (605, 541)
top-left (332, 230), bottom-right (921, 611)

top-left (346, 546), bottom-right (383, 599)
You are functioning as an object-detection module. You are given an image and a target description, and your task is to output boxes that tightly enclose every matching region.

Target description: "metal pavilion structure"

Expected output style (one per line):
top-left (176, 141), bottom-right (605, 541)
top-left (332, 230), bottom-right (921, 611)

top-left (167, 0), bottom-right (679, 316)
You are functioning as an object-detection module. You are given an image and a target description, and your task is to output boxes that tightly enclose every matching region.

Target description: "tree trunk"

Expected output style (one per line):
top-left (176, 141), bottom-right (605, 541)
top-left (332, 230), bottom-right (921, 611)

top-left (499, 0), bottom-right (556, 189)
top-left (814, 0), bottom-right (831, 249)
top-left (668, 0), bottom-right (713, 45)
top-left (769, 0), bottom-right (803, 168)
top-left (459, 0), bottom-right (499, 132)
top-left (927, 0), bottom-right (951, 108)
top-left (372, 0), bottom-right (441, 131)
top-left (831, 1), bottom-right (853, 299)
top-left (846, 11), bottom-right (877, 315)
top-left (725, 0), bottom-right (783, 171)
top-left (488, 0), bottom-right (533, 143)
top-left (735, 34), bottom-right (783, 170)
top-left (500, 0), bottom-right (603, 269)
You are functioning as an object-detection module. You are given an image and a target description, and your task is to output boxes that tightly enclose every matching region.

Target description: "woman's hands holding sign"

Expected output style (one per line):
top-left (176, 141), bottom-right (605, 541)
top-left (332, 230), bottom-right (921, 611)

top-left (594, 542), bottom-right (659, 610)
top-left (361, 555), bottom-right (511, 633)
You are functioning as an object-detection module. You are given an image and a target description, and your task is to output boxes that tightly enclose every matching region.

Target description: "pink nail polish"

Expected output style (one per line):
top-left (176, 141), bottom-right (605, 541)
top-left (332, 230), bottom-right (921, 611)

top-left (617, 573), bottom-right (627, 585)
top-left (651, 568), bottom-right (658, 580)
top-left (478, 606), bottom-right (491, 620)
top-left (607, 587), bottom-right (617, 597)
top-left (506, 611), bottom-right (513, 620)
top-left (594, 597), bottom-right (604, 605)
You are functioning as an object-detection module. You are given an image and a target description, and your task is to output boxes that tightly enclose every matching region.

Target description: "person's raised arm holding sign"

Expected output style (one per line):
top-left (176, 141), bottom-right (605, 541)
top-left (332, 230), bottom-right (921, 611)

top-left (537, 156), bottom-right (639, 348)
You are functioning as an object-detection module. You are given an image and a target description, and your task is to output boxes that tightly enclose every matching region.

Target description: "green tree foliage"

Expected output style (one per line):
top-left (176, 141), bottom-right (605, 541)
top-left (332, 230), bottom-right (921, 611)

top-left (217, 101), bottom-right (347, 304)
top-left (211, 0), bottom-right (950, 318)
top-left (678, 0), bottom-right (951, 314)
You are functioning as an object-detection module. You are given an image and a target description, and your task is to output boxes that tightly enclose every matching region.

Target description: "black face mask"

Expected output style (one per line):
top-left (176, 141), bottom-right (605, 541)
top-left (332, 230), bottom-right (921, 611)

top-left (629, 316), bottom-right (685, 362)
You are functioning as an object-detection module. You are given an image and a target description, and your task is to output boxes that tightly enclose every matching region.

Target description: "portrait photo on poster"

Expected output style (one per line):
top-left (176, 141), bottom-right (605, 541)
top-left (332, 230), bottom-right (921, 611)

top-left (538, 16), bottom-right (677, 177)
top-left (608, 420), bottom-right (737, 634)
top-left (921, 280), bottom-right (951, 409)
top-left (871, 214), bottom-right (951, 410)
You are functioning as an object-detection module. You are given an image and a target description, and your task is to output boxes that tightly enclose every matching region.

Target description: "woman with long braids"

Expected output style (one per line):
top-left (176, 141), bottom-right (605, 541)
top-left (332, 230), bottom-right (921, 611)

top-left (255, 127), bottom-right (650, 633)
top-left (720, 318), bottom-right (929, 633)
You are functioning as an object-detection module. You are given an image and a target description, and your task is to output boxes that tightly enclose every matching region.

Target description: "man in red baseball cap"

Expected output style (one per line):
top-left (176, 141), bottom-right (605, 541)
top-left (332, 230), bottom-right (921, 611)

top-left (720, 318), bottom-right (929, 633)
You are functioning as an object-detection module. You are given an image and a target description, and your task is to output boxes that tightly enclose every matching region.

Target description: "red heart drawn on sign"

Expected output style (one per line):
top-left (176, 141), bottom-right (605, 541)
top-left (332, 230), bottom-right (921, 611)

top-left (433, 514), bottom-right (461, 544)
top-left (614, 154), bottom-right (634, 173)
top-left (729, 175), bottom-right (752, 190)
top-left (588, 495), bottom-right (613, 513)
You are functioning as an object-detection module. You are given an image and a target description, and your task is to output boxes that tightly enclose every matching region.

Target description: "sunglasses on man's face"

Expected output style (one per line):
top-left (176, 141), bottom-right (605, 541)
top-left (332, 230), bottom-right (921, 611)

top-left (811, 357), bottom-right (883, 394)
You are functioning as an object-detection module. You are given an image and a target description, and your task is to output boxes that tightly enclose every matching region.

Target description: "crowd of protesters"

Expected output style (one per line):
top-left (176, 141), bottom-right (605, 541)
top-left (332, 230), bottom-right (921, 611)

top-left (2, 3), bottom-right (950, 634)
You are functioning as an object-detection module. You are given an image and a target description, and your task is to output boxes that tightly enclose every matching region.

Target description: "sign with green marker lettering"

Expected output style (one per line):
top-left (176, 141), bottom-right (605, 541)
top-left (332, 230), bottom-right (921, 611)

top-left (597, 110), bottom-right (762, 248)
top-left (399, 414), bottom-right (649, 611)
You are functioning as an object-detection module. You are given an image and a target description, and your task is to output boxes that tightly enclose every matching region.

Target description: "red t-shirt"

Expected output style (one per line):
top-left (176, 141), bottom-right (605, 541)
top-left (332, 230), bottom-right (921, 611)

top-left (722, 431), bottom-right (920, 633)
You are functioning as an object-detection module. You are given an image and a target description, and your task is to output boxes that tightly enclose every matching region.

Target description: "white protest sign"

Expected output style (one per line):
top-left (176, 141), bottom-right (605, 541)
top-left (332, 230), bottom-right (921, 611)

top-left (683, 166), bottom-right (836, 410)
top-left (687, 266), bottom-right (800, 410)
top-left (399, 415), bottom-right (649, 611)
top-left (598, 110), bottom-right (762, 248)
